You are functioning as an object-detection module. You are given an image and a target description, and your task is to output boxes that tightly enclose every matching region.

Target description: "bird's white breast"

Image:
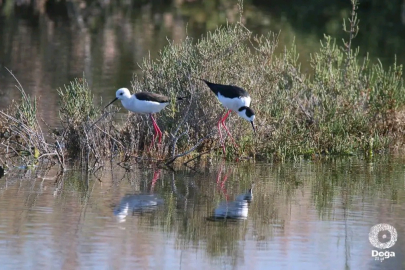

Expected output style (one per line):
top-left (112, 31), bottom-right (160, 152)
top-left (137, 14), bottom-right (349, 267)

top-left (217, 93), bottom-right (251, 111)
top-left (121, 96), bottom-right (169, 114)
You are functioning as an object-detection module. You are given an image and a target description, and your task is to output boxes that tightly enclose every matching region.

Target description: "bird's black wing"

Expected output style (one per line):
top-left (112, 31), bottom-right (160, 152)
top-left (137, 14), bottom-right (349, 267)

top-left (135, 92), bottom-right (170, 103)
top-left (200, 79), bottom-right (249, 98)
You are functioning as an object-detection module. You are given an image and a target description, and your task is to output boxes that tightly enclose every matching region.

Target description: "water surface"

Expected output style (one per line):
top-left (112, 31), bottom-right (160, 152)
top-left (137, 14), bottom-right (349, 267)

top-left (0, 157), bottom-right (404, 269)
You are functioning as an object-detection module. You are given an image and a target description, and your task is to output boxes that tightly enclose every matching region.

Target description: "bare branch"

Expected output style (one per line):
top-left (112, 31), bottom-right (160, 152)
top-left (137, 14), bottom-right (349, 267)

top-left (165, 133), bottom-right (214, 165)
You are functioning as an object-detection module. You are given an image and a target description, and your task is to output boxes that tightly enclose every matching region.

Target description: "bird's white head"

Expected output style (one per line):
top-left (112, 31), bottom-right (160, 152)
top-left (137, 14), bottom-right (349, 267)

top-left (116, 88), bottom-right (132, 100)
top-left (105, 88), bottom-right (132, 109)
top-left (238, 106), bottom-right (256, 133)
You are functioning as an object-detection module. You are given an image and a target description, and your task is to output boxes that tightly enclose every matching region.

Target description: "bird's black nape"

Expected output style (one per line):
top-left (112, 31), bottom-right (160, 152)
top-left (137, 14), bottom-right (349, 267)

top-left (238, 106), bottom-right (256, 133)
top-left (239, 106), bottom-right (255, 116)
top-left (105, 97), bottom-right (118, 109)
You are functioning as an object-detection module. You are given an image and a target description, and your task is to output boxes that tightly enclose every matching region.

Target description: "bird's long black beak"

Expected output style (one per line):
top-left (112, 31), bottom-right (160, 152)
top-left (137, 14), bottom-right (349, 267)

top-left (251, 121), bottom-right (256, 133)
top-left (105, 97), bottom-right (118, 109)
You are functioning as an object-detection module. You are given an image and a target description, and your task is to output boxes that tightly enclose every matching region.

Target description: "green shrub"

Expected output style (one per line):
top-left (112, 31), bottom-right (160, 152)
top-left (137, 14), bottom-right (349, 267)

top-left (117, 0), bottom-right (404, 161)
top-left (2, 0), bottom-right (405, 165)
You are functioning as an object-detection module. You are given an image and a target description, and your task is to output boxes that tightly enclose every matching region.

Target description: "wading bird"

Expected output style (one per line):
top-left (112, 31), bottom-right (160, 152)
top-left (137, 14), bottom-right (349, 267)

top-left (196, 78), bottom-right (255, 153)
top-left (105, 88), bottom-right (186, 148)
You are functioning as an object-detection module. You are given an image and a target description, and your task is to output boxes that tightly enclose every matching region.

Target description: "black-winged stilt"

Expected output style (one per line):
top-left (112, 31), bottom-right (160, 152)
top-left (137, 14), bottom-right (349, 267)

top-left (196, 78), bottom-right (255, 153)
top-left (105, 88), bottom-right (186, 148)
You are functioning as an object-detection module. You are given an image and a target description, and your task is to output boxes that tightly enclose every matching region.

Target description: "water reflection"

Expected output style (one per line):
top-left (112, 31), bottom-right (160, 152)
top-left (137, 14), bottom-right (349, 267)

top-left (113, 194), bottom-right (164, 223)
top-left (206, 164), bottom-right (254, 220)
top-left (0, 158), bottom-right (405, 269)
top-left (235, 185), bottom-right (253, 203)
top-left (113, 169), bottom-right (163, 223)
top-left (211, 186), bottom-right (253, 220)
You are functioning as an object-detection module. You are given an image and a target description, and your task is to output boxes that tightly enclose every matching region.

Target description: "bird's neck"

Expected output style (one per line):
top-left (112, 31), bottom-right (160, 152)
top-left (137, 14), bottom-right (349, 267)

top-left (121, 96), bottom-right (136, 110)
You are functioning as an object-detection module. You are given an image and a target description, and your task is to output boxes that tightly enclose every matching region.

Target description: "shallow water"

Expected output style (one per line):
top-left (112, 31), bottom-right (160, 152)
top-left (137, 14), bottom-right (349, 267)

top-left (0, 157), bottom-right (404, 269)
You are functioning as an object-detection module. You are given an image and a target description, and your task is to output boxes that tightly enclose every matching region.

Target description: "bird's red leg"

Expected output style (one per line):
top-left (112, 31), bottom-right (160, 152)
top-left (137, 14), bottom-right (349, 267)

top-left (221, 110), bottom-right (238, 148)
top-left (153, 116), bottom-right (163, 143)
top-left (150, 115), bottom-right (163, 151)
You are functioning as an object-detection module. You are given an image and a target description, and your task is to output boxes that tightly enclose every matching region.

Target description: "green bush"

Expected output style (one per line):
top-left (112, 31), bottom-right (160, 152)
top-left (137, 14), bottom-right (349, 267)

top-left (2, 0), bottom-right (404, 165)
top-left (121, 0), bottom-right (404, 160)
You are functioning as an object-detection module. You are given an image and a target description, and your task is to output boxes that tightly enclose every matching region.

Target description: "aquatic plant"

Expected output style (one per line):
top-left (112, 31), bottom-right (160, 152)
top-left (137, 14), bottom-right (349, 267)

top-left (57, 78), bottom-right (124, 168)
top-left (0, 69), bottom-right (61, 166)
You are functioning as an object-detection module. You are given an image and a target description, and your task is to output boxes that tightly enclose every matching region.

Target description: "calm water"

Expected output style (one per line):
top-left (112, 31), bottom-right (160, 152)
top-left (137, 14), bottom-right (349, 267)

top-left (0, 157), bottom-right (404, 269)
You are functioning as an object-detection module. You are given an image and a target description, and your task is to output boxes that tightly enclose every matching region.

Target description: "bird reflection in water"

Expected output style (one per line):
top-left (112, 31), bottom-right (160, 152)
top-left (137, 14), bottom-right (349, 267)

top-left (211, 187), bottom-right (253, 220)
top-left (209, 165), bottom-right (254, 221)
top-left (113, 170), bottom-right (164, 223)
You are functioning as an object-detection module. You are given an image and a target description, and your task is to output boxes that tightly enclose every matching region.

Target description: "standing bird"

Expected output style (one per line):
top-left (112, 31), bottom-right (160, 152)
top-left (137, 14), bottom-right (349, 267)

top-left (196, 78), bottom-right (255, 153)
top-left (105, 88), bottom-right (186, 149)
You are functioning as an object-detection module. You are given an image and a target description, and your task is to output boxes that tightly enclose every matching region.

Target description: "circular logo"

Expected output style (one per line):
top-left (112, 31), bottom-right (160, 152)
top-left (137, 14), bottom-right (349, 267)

top-left (369, 223), bottom-right (397, 249)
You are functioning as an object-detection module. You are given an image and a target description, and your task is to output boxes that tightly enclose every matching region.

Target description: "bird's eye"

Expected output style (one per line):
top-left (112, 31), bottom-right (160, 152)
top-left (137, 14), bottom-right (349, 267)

top-left (120, 92), bottom-right (123, 96)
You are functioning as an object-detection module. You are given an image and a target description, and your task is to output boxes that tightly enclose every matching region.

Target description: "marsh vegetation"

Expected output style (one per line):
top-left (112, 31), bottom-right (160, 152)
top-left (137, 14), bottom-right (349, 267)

top-left (0, 0), bottom-right (404, 170)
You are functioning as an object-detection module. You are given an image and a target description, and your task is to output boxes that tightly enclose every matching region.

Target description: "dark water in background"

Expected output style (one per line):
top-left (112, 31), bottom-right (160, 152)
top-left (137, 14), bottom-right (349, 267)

top-left (0, 0), bottom-right (405, 126)
top-left (0, 157), bottom-right (405, 269)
